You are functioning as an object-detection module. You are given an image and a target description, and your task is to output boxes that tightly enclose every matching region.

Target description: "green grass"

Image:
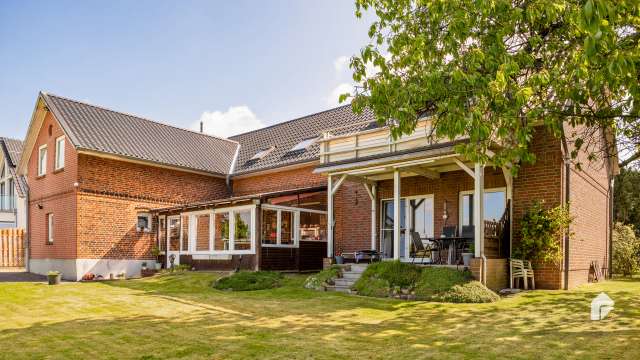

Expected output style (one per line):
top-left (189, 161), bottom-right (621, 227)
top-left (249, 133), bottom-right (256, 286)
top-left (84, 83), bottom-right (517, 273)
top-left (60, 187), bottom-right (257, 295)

top-left (1, 272), bottom-right (640, 359)
top-left (213, 271), bottom-right (283, 291)
top-left (304, 265), bottom-right (343, 290)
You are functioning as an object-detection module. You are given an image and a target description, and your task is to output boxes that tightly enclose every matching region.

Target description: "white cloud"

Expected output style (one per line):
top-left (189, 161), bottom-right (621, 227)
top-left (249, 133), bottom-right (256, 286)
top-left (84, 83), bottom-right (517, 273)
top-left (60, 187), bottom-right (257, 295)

top-left (192, 106), bottom-right (265, 138)
top-left (326, 83), bottom-right (353, 107)
top-left (333, 55), bottom-right (349, 73)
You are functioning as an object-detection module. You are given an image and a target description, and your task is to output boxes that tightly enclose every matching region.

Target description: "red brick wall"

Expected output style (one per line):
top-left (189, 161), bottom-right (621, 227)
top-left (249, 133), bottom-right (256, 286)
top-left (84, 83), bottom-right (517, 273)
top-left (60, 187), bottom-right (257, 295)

top-left (232, 165), bottom-right (326, 196)
top-left (512, 127), bottom-right (565, 289)
top-left (75, 155), bottom-right (229, 259)
top-left (334, 180), bottom-right (373, 255)
top-left (29, 112), bottom-right (78, 259)
top-left (78, 154), bottom-right (230, 204)
top-left (565, 125), bottom-right (611, 288)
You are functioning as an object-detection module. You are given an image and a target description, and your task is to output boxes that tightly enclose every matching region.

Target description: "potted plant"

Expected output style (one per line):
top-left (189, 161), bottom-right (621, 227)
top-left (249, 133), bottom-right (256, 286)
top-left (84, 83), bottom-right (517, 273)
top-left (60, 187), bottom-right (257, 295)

top-left (335, 249), bottom-right (344, 265)
top-left (462, 243), bottom-right (474, 267)
top-left (47, 271), bottom-right (61, 285)
top-left (151, 245), bottom-right (162, 270)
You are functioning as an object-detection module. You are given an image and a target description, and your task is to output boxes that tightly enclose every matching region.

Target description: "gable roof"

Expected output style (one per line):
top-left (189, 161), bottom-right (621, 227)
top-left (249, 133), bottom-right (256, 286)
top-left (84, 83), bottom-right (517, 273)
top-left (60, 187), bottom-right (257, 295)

top-left (40, 93), bottom-right (239, 176)
top-left (0, 137), bottom-right (24, 167)
top-left (229, 105), bottom-right (377, 175)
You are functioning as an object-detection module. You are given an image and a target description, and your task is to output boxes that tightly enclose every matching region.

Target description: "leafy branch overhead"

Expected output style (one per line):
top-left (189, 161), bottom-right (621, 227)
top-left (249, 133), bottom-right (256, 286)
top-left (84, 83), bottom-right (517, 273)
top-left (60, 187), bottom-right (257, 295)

top-left (345, 0), bottom-right (640, 171)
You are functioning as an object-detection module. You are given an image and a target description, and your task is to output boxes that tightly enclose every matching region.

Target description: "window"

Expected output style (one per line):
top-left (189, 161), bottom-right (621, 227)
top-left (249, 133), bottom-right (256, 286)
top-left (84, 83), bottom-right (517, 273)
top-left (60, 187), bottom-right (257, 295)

top-left (8, 179), bottom-right (14, 210)
top-left (136, 213), bottom-right (152, 232)
top-left (168, 217), bottom-right (181, 251)
top-left (459, 189), bottom-right (506, 226)
top-left (55, 136), bottom-right (65, 170)
top-left (261, 209), bottom-right (278, 245)
top-left (234, 210), bottom-right (252, 250)
top-left (47, 213), bottom-right (54, 244)
top-left (195, 214), bottom-right (211, 251)
top-left (280, 211), bottom-right (294, 245)
top-left (158, 216), bottom-right (166, 252)
top-left (250, 146), bottom-right (275, 161)
top-left (214, 212), bottom-right (230, 250)
top-left (0, 182), bottom-right (4, 211)
top-left (38, 145), bottom-right (47, 176)
top-left (299, 212), bottom-right (327, 241)
top-left (181, 215), bottom-right (189, 251)
top-left (288, 137), bottom-right (317, 152)
top-left (0, 165), bottom-right (4, 179)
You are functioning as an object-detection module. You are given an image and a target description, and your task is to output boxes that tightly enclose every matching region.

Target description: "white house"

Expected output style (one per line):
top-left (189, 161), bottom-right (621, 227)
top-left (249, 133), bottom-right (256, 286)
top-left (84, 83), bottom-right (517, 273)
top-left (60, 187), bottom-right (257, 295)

top-left (0, 137), bottom-right (27, 229)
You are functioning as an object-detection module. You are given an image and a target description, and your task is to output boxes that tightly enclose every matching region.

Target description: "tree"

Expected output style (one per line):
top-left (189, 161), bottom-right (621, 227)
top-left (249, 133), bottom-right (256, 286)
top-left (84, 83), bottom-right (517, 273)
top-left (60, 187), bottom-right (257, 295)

top-left (612, 222), bottom-right (640, 276)
top-left (614, 167), bottom-right (640, 233)
top-left (345, 0), bottom-right (640, 171)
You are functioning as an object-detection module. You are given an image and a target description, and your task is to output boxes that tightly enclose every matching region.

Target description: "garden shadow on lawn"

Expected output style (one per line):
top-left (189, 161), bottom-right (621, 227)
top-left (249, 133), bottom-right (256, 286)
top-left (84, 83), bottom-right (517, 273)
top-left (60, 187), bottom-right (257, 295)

top-left (1, 273), bottom-right (639, 359)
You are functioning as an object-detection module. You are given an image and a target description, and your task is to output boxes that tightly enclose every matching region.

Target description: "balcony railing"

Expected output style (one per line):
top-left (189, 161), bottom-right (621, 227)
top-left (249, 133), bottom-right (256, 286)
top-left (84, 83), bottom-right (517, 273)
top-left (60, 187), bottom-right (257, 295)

top-left (318, 118), bottom-right (453, 164)
top-left (0, 195), bottom-right (17, 212)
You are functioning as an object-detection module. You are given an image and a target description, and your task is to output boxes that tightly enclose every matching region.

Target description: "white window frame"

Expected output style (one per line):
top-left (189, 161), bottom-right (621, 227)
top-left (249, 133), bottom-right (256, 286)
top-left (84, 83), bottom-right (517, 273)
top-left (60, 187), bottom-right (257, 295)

top-left (47, 213), bottom-right (54, 244)
top-left (179, 204), bottom-right (257, 256)
top-left (458, 187), bottom-right (507, 226)
top-left (288, 137), bottom-right (318, 152)
top-left (261, 204), bottom-right (327, 248)
top-left (136, 212), bottom-right (152, 233)
top-left (38, 144), bottom-right (47, 176)
top-left (55, 136), bottom-right (65, 170)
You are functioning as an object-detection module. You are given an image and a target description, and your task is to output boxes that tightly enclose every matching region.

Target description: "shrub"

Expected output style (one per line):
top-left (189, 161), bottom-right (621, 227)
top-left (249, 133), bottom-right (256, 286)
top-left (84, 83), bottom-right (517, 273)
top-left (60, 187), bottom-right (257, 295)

top-left (355, 261), bottom-right (421, 288)
top-left (436, 281), bottom-right (501, 303)
top-left (613, 223), bottom-right (640, 276)
top-left (415, 267), bottom-right (472, 298)
top-left (213, 271), bottom-right (283, 291)
top-left (514, 201), bottom-right (572, 265)
top-left (304, 266), bottom-right (343, 290)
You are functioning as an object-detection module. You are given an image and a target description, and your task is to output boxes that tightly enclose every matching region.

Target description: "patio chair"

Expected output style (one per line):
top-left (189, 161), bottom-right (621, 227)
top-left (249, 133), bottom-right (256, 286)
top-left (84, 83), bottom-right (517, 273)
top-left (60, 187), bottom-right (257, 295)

top-left (410, 231), bottom-right (432, 264)
top-left (510, 259), bottom-right (535, 290)
top-left (441, 225), bottom-right (457, 238)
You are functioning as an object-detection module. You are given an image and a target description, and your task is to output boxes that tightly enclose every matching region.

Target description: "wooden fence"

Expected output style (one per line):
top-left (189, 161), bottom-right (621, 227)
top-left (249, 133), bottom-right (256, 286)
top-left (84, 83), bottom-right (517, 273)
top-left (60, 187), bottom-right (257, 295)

top-left (0, 228), bottom-right (25, 267)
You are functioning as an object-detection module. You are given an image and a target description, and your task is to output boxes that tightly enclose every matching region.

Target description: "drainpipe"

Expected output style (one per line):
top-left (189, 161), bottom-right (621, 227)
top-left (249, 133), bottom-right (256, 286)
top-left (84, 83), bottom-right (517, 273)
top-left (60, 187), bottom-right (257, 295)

top-left (24, 192), bottom-right (30, 272)
top-left (564, 160), bottom-right (570, 290)
top-left (608, 177), bottom-right (614, 279)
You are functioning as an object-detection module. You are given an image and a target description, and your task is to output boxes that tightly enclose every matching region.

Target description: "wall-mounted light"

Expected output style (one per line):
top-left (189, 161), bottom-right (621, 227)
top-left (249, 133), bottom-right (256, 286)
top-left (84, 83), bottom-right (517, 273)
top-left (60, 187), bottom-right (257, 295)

top-left (37, 203), bottom-right (43, 210)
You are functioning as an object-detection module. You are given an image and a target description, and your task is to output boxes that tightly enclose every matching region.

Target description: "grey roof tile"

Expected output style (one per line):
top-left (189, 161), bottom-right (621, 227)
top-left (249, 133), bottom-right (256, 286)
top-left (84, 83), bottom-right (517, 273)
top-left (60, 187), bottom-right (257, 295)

top-left (0, 137), bottom-right (24, 167)
top-left (42, 93), bottom-right (239, 176)
top-left (229, 105), bottom-right (377, 175)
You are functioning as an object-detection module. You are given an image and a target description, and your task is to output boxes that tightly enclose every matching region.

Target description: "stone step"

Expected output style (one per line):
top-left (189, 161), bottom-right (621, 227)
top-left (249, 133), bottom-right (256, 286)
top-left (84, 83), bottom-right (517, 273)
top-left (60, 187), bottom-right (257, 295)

top-left (341, 272), bottom-right (362, 279)
top-left (326, 285), bottom-right (354, 293)
top-left (334, 279), bottom-right (356, 287)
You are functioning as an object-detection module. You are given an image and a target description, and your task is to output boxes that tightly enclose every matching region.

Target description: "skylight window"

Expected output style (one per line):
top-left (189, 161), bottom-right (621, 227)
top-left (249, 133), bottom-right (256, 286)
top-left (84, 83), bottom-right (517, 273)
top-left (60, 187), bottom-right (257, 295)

top-left (289, 137), bottom-right (317, 153)
top-left (250, 146), bottom-right (275, 161)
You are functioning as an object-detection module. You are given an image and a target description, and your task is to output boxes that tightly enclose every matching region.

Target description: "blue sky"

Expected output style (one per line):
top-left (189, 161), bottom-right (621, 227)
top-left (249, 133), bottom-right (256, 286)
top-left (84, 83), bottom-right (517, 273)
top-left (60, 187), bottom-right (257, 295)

top-left (0, 0), bottom-right (373, 139)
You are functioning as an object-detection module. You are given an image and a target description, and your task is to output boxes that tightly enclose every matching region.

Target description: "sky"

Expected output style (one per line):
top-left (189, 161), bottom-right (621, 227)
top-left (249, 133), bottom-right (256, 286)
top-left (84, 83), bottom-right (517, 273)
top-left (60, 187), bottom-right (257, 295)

top-left (0, 0), bottom-right (374, 140)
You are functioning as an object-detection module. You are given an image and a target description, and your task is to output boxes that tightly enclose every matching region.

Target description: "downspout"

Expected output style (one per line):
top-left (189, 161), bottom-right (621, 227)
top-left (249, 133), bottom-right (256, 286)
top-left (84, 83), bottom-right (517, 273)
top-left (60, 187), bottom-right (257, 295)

top-left (560, 131), bottom-right (570, 290)
top-left (608, 178), bottom-right (614, 279)
top-left (226, 144), bottom-right (241, 191)
top-left (24, 192), bottom-right (30, 272)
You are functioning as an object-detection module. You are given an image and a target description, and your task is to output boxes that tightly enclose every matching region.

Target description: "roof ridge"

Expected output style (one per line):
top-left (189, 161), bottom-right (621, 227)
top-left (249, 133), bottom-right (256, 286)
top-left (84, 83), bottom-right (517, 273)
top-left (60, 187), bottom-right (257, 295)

top-left (41, 91), bottom-right (240, 145)
top-left (229, 103), bottom-right (354, 139)
top-left (0, 137), bottom-right (23, 143)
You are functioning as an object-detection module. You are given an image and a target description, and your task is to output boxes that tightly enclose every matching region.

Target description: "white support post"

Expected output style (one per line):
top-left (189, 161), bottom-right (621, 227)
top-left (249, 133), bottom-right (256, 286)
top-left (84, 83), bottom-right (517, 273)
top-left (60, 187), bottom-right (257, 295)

top-left (363, 183), bottom-right (378, 251)
top-left (393, 169), bottom-right (401, 260)
top-left (473, 163), bottom-right (485, 258)
top-left (327, 175), bottom-right (334, 258)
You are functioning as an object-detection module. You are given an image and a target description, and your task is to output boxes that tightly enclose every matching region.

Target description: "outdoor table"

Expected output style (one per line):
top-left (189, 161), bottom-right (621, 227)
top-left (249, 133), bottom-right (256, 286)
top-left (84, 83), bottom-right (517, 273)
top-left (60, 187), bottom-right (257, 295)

top-left (424, 236), bottom-right (473, 265)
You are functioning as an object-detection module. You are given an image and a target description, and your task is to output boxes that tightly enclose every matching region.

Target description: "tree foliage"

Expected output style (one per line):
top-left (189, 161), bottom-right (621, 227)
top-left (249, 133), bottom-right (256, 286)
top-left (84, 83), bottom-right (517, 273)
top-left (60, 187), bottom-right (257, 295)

top-left (347, 0), bottom-right (640, 171)
top-left (514, 202), bottom-right (572, 265)
top-left (612, 222), bottom-right (640, 276)
top-left (614, 167), bottom-right (640, 234)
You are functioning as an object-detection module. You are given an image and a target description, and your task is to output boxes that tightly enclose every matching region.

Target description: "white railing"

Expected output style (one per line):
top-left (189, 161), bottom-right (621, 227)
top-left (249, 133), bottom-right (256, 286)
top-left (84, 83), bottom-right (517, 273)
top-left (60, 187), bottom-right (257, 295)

top-left (318, 118), bottom-right (440, 164)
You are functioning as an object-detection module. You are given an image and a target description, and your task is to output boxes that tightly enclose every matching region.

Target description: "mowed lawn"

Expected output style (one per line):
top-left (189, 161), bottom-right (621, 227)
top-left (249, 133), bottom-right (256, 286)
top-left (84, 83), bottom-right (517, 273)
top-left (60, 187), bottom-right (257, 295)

top-left (1, 273), bottom-right (639, 360)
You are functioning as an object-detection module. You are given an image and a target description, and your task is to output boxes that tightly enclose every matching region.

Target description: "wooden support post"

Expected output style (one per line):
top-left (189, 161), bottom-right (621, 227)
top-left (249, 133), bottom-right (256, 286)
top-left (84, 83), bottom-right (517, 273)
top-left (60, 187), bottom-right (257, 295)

top-left (327, 175), bottom-right (334, 258)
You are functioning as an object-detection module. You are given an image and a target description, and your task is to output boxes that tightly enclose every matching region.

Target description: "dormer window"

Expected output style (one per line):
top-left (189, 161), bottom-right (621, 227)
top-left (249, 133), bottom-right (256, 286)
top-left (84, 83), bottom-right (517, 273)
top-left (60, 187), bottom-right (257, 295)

top-left (250, 146), bottom-right (275, 161)
top-left (289, 137), bottom-right (317, 153)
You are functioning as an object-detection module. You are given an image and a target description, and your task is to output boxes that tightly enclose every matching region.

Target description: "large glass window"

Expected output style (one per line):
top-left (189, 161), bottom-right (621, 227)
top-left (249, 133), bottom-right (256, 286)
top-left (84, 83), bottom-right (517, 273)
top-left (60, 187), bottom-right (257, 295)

top-left (158, 216), bottom-right (166, 252)
top-left (234, 210), bottom-right (252, 250)
top-left (280, 211), bottom-right (294, 245)
top-left (266, 191), bottom-right (327, 211)
top-left (261, 209), bottom-right (278, 245)
top-left (214, 212), bottom-right (230, 251)
top-left (299, 212), bottom-right (327, 241)
top-left (168, 217), bottom-right (180, 251)
top-left (195, 214), bottom-right (211, 251)
top-left (181, 215), bottom-right (189, 251)
top-left (460, 189), bottom-right (506, 225)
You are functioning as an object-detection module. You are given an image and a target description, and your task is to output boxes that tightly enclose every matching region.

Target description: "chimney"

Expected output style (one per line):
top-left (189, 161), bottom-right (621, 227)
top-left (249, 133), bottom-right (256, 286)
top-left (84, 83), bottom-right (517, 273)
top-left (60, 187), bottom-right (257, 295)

top-left (200, 121), bottom-right (204, 133)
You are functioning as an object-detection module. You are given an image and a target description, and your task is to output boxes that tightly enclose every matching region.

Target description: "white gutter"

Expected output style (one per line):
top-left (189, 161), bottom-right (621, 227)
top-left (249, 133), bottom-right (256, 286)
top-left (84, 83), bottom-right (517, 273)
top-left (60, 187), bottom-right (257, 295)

top-left (227, 144), bottom-right (241, 186)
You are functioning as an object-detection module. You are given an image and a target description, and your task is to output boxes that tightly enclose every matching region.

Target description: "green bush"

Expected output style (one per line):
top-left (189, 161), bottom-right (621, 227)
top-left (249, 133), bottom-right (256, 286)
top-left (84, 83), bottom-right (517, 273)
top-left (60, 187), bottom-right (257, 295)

top-left (613, 223), bottom-right (640, 276)
top-left (415, 267), bottom-right (472, 298)
top-left (213, 271), bottom-right (283, 291)
top-left (514, 201), bottom-right (572, 265)
top-left (436, 281), bottom-right (501, 303)
top-left (353, 261), bottom-right (498, 303)
top-left (304, 266), bottom-right (343, 290)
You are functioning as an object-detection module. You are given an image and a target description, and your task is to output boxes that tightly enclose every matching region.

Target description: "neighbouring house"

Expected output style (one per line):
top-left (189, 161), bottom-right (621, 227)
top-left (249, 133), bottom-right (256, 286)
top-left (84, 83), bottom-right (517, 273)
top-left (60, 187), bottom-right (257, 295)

top-left (17, 91), bottom-right (617, 289)
top-left (0, 137), bottom-right (27, 229)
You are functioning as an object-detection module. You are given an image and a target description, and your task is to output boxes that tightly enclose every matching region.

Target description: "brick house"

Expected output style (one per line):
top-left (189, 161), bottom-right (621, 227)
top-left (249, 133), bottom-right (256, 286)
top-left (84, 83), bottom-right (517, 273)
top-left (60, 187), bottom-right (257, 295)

top-left (17, 92), bottom-right (617, 289)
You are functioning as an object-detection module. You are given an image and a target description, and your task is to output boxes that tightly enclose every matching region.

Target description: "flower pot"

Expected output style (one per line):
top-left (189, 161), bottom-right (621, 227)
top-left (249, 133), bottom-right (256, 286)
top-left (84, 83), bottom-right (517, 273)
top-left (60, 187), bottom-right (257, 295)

top-left (48, 273), bottom-right (61, 285)
top-left (462, 253), bottom-right (473, 267)
top-left (335, 256), bottom-right (344, 264)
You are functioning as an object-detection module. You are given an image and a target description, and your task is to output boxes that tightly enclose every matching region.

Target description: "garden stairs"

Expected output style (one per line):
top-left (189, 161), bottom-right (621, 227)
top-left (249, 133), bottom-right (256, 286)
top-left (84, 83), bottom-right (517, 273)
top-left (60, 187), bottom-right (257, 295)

top-left (326, 264), bottom-right (368, 293)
